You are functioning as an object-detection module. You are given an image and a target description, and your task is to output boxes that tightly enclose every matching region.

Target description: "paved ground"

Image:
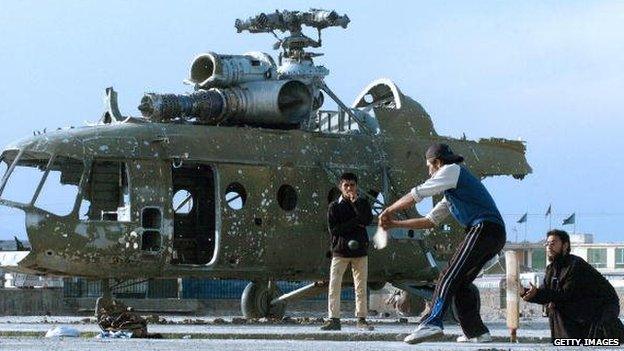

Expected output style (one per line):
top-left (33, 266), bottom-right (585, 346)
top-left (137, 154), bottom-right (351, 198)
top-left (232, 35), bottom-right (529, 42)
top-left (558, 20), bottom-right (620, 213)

top-left (0, 339), bottom-right (584, 351)
top-left (0, 316), bottom-right (619, 350)
top-left (0, 316), bottom-right (551, 339)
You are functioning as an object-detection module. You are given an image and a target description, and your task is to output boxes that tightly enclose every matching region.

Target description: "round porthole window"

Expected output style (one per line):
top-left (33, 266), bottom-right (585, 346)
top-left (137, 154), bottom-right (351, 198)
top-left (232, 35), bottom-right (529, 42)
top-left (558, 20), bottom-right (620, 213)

top-left (173, 189), bottom-right (193, 214)
top-left (225, 182), bottom-right (247, 210)
top-left (277, 184), bottom-right (297, 211)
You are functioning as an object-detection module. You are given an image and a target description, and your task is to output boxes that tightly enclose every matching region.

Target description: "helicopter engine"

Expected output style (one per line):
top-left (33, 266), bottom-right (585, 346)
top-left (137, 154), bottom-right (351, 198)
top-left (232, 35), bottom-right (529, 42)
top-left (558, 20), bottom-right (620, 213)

top-left (138, 79), bottom-right (312, 126)
top-left (187, 51), bottom-right (276, 88)
top-left (136, 9), bottom-right (351, 129)
top-left (138, 48), bottom-right (318, 127)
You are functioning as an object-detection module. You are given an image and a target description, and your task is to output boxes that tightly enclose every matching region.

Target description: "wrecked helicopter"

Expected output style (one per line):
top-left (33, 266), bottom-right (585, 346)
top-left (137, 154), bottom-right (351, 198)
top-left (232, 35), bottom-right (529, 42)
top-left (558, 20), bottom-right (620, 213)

top-left (0, 9), bottom-right (531, 318)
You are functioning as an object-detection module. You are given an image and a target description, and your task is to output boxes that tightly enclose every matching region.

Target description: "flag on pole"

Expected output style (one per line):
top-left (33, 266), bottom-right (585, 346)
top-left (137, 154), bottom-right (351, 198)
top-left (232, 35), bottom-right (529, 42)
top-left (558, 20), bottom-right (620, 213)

top-left (517, 212), bottom-right (528, 223)
top-left (562, 213), bottom-right (575, 225)
top-left (545, 204), bottom-right (552, 217)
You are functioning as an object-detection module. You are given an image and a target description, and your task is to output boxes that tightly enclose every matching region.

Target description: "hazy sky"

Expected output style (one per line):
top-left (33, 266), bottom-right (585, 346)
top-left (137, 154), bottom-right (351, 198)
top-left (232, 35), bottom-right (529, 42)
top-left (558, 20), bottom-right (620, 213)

top-left (0, 1), bottom-right (623, 243)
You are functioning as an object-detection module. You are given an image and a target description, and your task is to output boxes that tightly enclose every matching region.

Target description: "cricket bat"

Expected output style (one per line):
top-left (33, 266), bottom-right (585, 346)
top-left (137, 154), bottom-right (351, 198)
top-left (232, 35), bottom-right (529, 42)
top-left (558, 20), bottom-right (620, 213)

top-left (372, 226), bottom-right (388, 250)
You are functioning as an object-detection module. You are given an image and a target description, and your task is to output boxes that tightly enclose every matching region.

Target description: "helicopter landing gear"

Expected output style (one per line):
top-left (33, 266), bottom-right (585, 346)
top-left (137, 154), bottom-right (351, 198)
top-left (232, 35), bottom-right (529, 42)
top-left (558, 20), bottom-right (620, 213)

top-left (240, 280), bottom-right (286, 319)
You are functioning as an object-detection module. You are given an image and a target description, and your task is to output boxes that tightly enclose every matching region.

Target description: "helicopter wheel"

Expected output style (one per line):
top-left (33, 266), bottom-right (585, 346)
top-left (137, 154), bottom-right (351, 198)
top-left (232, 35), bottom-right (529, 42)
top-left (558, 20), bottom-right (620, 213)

top-left (241, 281), bottom-right (286, 319)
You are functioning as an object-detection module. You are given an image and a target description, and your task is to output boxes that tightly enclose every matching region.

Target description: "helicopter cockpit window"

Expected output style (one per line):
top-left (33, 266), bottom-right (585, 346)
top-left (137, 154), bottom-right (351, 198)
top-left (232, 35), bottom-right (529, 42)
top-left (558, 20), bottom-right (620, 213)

top-left (79, 160), bottom-right (130, 221)
top-left (34, 156), bottom-right (84, 216)
top-left (0, 151), bottom-right (49, 205)
top-left (225, 182), bottom-right (246, 210)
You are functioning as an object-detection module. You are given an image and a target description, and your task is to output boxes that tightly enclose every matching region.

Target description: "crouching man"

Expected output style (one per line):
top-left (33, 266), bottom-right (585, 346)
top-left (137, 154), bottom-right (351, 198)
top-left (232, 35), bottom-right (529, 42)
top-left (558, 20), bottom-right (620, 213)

top-left (320, 172), bottom-right (374, 331)
top-left (522, 230), bottom-right (624, 342)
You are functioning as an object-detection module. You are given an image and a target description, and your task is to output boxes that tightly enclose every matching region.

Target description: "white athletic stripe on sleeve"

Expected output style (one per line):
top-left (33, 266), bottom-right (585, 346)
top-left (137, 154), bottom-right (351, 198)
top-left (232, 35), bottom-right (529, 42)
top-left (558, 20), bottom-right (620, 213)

top-left (410, 164), bottom-right (460, 202)
top-left (425, 197), bottom-right (451, 225)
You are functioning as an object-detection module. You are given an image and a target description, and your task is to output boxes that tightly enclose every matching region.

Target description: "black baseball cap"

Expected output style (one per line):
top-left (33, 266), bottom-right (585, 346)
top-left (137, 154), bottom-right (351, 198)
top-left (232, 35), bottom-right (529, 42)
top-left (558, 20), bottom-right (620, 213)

top-left (425, 143), bottom-right (464, 163)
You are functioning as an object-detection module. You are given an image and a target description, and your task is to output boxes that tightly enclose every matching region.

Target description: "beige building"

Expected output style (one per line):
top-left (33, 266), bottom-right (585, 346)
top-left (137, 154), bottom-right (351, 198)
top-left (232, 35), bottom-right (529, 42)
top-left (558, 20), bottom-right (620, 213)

top-left (505, 233), bottom-right (624, 275)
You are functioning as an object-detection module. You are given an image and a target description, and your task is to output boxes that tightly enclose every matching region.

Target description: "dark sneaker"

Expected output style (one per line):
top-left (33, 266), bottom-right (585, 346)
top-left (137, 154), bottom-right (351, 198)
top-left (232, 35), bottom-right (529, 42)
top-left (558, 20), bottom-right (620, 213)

top-left (320, 318), bottom-right (341, 331)
top-left (356, 318), bottom-right (374, 331)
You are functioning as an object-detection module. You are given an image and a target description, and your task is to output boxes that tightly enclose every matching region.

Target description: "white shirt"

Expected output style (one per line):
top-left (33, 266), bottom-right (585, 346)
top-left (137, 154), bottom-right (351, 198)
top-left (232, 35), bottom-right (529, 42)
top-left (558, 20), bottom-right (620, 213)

top-left (409, 164), bottom-right (461, 225)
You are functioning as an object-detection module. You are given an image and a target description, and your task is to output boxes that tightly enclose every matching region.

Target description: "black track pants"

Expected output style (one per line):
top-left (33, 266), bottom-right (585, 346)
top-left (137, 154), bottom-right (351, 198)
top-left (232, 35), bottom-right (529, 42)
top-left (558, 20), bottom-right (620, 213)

top-left (421, 221), bottom-right (506, 338)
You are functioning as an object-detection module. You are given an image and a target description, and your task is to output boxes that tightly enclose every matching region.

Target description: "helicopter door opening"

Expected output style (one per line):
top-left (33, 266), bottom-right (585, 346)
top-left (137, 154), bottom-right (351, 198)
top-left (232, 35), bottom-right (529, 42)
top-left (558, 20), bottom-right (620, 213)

top-left (79, 160), bottom-right (130, 221)
top-left (171, 164), bottom-right (216, 265)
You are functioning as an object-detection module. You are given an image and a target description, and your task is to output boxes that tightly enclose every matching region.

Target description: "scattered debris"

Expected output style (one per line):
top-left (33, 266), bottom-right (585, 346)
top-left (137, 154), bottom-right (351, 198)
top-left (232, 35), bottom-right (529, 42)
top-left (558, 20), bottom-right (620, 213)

top-left (96, 298), bottom-right (161, 338)
top-left (180, 318), bottom-right (207, 324)
top-left (231, 317), bottom-right (247, 324)
top-left (386, 289), bottom-right (426, 317)
top-left (97, 330), bottom-right (133, 339)
top-left (45, 326), bottom-right (80, 338)
top-left (98, 309), bottom-right (148, 338)
top-left (145, 314), bottom-right (161, 324)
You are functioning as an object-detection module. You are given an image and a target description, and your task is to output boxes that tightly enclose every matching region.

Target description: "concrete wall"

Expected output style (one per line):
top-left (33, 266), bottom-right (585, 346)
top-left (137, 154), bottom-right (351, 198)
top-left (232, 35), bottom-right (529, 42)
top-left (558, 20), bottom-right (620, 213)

top-left (0, 288), bottom-right (71, 315)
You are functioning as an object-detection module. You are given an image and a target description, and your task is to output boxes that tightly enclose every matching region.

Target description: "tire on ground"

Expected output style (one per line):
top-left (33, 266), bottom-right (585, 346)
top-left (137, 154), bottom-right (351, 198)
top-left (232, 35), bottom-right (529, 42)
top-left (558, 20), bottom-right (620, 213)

top-left (241, 281), bottom-right (286, 319)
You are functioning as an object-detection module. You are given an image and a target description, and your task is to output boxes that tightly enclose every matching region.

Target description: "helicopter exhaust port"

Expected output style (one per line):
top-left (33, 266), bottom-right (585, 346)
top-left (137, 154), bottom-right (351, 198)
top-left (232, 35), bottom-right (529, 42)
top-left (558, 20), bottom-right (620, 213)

top-left (138, 79), bottom-right (312, 127)
top-left (187, 52), bottom-right (276, 89)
